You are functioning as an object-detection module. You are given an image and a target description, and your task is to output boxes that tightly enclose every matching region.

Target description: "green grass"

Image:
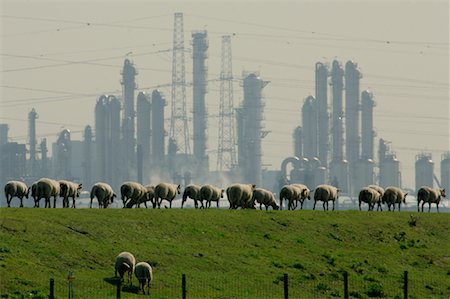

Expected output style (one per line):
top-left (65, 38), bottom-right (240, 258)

top-left (1, 209), bottom-right (449, 298)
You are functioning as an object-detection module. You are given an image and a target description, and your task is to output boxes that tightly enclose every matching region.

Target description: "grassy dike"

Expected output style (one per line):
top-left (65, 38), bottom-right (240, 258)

top-left (1, 208), bottom-right (449, 298)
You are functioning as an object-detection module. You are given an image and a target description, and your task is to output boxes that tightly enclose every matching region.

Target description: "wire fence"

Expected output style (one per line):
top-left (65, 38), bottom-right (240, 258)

top-left (41, 270), bottom-right (449, 299)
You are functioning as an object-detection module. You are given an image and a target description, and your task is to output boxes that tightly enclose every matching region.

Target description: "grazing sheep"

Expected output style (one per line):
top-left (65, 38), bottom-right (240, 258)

top-left (289, 183), bottom-right (311, 210)
top-left (121, 181), bottom-right (150, 208)
top-left (30, 182), bottom-right (38, 207)
top-left (35, 178), bottom-right (61, 208)
top-left (115, 251), bottom-right (136, 286)
top-left (417, 186), bottom-right (446, 212)
top-left (59, 180), bottom-right (82, 208)
top-left (279, 185), bottom-right (301, 210)
top-left (90, 182), bottom-right (117, 208)
top-left (181, 184), bottom-right (203, 208)
top-left (154, 183), bottom-right (181, 208)
top-left (134, 261), bottom-right (153, 295)
top-left (383, 186), bottom-right (408, 211)
top-left (313, 184), bottom-right (339, 211)
top-left (367, 185), bottom-right (385, 198)
top-left (252, 188), bottom-right (279, 210)
top-left (201, 184), bottom-right (225, 208)
top-left (125, 185), bottom-right (155, 208)
top-left (4, 181), bottom-right (29, 208)
top-left (226, 183), bottom-right (256, 209)
top-left (358, 187), bottom-right (383, 211)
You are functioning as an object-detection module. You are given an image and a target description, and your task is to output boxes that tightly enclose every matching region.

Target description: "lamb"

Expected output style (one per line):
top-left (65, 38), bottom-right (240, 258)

top-left (358, 187), bottom-right (383, 211)
top-left (59, 180), bottom-right (82, 208)
top-left (154, 183), bottom-right (181, 208)
top-left (4, 181), bottom-right (29, 208)
top-left (289, 183), bottom-right (311, 210)
top-left (90, 182), bottom-right (117, 208)
top-left (134, 261), bottom-right (153, 295)
top-left (181, 184), bottom-right (203, 208)
top-left (226, 183), bottom-right (256, 209)
top-left (115, 251), bottom-right (136, 286)
top-left (121, 181), bottom-right (150, 208)
top-left (313, 184), bottom-right (339, 211)
top-left (125, 185), bottom-right (155, 208)
top-left (279, 184), bottom-right (302, 210)
top-left (200, 184), bottom-right (225, 208)
top-left (417, 186), bottom-right (446, 212)
top-left (35, 178), bottom-right (61, 208)
top-left (252, 188), bottom-right (279, 210)
top-left (382, 186), bottom-right (408, 211)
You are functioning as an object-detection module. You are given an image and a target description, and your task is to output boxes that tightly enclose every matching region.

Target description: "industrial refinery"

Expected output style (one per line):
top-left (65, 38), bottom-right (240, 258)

top-left (0, 13), bottom-right (448, 199)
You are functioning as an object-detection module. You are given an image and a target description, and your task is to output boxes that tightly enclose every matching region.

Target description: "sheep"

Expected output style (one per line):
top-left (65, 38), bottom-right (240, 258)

top-left (200, 184), bottom-right (225, 208)
top-left (279, 184), bottom-right (302, 210)
top-left (358, 187), bottom-right (383, 211)
top-left (114, 251), bottom-right (136, 286)
top-left (90, 182), bottom-right (117, 208)
top-left (134, 261), bottom-right (153, 295)
top-left (125, 185), bottom-right (155, 208)
top-left (30, 182), bottom-right (38, 207)
top-left (252, 188), bottom-right (279, 210)
top-left (289, 183), bottom-right (311, 210)
top-left (367, 185), bottom-right (385, 198)
top-left (59, 180), bottom-right (82, 208)
top-left (35, 178), bottom-right (61, 208)
top-left (4, 181), bottom-right (29, 208)
top-left (121, 181), bottom-right (150, 208)
top-left (313, 184), bottom-right (339, 211)
top-left (181, 184), bottom-right (203, 208)
top-left (226, 183), bottom-right (256, 209)
top-left (382, 186), bottom-right (408, 212)
top-left (154, 183), bottom-right (181, 208)
top-left (417, 186), bottom-right (446, 212)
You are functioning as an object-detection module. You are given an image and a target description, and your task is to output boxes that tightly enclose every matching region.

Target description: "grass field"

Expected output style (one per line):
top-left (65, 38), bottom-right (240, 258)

top-left (1, 208), bottom-right (449, 298)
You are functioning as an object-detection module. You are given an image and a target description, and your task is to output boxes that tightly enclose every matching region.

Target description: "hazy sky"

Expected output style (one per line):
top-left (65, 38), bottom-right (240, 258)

top-left (1, 0), bottom-right (449, 189)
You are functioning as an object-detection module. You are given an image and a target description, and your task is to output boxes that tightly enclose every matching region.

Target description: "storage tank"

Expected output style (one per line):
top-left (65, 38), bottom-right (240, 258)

top-left (380, 154), bottom-right (400, 188)
top-left (415, 153), bottom-right (434, 191)
top-left (441, 152), bottom-right (450, 192)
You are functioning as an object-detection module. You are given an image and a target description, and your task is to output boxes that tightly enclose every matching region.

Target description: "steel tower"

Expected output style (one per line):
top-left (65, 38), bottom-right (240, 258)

top-left (315, 62), bottom-right (329, 168)
top-left (192, 30), bottom-right (209, 174)
top-left (217, 35), bottom-right (237, 172)
top-left (170, 12), bottom-right (190, 155)
top-left (28, 108), bottom-right (38, 176)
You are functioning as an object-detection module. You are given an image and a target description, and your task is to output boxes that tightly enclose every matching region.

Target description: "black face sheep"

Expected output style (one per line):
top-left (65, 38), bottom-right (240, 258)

top-left (36, 178), bottom-right (61, 208)
top-left (313, 184), bottom-right (339, 211)
top-left (279, 184), bottom-right (301, 210)
top-left (134, 261), bottom-right (153, 295)
top-left (181, 184), bottom-right (203, 208)
top-left (59, 180), bottom-right (82, 208)
top-left (90, 182), bottom-right (116, 208)
top-left (154, 183), bottom-right (181, 208)
top-left (383, 186), bottom-right (408, 212)
top-left (417, 186), bottom-right (446, 212)
top-left (358, 187), bottom-right (383, 211)
top-left (115, 251), bottom-right (136, 286)
top-left (252, 188), bottom-right (279, 210)
top-left (226, 183), bottom-right (256, 209)
top-left (289, 183), bottom-right (311, 210)
top-left (200, 184), bottom-right (225, 208)
top-left (121, 181), bottom-right (150, 208)
top-left (4, 181), bottom-right (29, 208)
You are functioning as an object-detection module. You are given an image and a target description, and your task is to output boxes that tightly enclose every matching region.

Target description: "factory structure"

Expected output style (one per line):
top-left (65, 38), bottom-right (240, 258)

top-left (1, 13), bottom-right (449, 199)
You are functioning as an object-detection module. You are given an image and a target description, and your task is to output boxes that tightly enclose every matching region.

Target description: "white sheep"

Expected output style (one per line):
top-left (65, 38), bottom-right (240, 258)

top-left (279, 185), bottom-right (301, 210)
top-left (367, 185), bottom-right (385, 198)
top-left (313, 184), bottom-right (339, 211)
top-left (115, 251), bottom-right (136, 286)
top-left (252, 188), bottom-right (279, 210)
top-left (134, 261), bottom-right (153, 295)
top-left (358, 187), bottom-right (382, 211)
top-left (121, 181), bottom-right (149, 208)
top-left (59, 180), bottom-right (82, 208)
top-left (200, 184), bottom-right (225, 208)
top-left (4, 181), bottom-right (29, 208)
top-left (154, 183), bottom-right (181, 208)
top-left (125, 185), bottom-right (155, 208)
top-left (226, 183), bottom-right (256, 209)
top-left (90, 182), bottom-right (117, 208)
top-left (383, 186), bottom-right (408, 212)
top-left (181, 184), bottom-right (203, 208)
top-left (417, 186), bottom-right (446, 212)
top-left (35, 178), bottom-right (61, 208)
top-left (289, 183), bottom-right (311, 210)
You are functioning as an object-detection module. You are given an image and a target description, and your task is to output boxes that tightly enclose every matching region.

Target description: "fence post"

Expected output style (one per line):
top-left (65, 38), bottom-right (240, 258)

top-left (343, 271), bottom-right (349, 299)
top-left (49, 278), bottom-right (54, 299)
top-left (116, 278), bottom-right (121, 299)
top-left (403, 271), bottom-right (408, 299)
top-left (283, 273), bottom-right (289, 299)
top-left (182, 274), bottom-right (187, 299)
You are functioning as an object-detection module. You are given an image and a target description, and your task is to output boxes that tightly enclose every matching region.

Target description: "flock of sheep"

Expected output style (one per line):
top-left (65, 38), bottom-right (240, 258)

top-left (115, 251), bottom-right (152, 295)
top-left (3, 178), bottom-right (446, 212)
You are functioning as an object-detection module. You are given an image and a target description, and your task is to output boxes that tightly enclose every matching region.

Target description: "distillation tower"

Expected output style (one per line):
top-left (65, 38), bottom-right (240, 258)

top-left (315, 62), bottom-right (329, 168)
top-left (83, 125), bottom-right (93, 189)
top-left (151, 90), bottom-right (166, 174)
top-left (136, 91), bottom-right (151, 181)
top-left (28, 108), bottom-right (38, 177)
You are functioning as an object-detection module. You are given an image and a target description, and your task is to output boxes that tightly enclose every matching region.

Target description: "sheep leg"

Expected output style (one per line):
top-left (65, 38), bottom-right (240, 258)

top-left (19, 197), bottom-right (23, 208)
top-left (313, 200), bottom-right (317, 210)
top-left (332, 201), bottom-right (335, 211)
top-left (428, 202), bottom-right (431, 212)
top-left (53, 196), bottom-right (57, 208)
top-left (359, 200), bottom-right (362, 211)
top-left (421, 201), bottom-right (425, 212)
top-left (397, 202), bottom-right (401, 211)
top-left (436, 203), bottom-right (439, 213)
top-left (417, 201), bottom-right (420, 212)
top-left (323, 201), bottom-right (326, 211)
top-left (217, 201), bottom-right (219, 208)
